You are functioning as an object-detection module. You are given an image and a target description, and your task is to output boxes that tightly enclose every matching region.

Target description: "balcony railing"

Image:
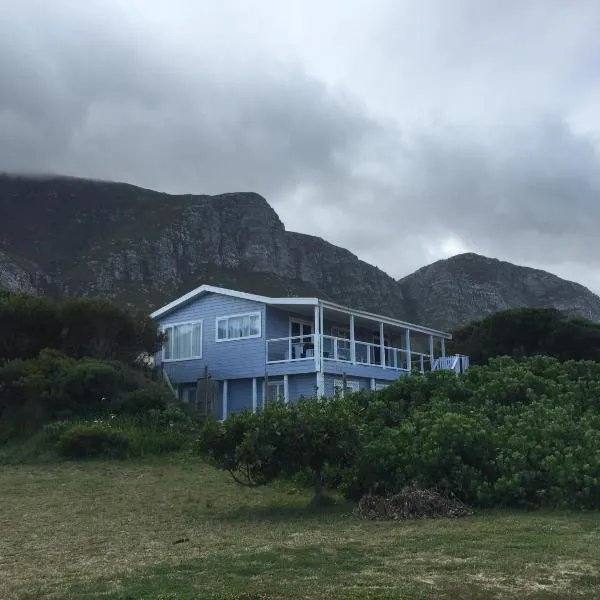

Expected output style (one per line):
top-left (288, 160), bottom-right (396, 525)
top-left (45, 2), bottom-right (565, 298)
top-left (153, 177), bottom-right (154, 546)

top-left (267, 334), bottom-right (316, 363)
top-left (267, 334), bottom-right (436, 373)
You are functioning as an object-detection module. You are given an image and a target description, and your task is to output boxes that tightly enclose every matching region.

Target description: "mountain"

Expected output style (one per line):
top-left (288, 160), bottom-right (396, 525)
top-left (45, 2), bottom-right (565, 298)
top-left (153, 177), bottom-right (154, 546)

top-left (1, 173), bottom-right (600, 330)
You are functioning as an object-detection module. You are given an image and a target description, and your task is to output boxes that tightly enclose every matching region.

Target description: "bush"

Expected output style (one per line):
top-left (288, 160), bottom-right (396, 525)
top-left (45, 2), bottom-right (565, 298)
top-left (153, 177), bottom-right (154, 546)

top-left (330, 356), bottom-right (600, 509)
top-left (57, 423), bottom-right (130, 459)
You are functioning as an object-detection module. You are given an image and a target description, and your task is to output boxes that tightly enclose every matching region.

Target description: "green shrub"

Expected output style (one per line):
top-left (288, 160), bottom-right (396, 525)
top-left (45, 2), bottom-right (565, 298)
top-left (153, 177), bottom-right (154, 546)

top-left (57, 423), bottom-right (130, 459)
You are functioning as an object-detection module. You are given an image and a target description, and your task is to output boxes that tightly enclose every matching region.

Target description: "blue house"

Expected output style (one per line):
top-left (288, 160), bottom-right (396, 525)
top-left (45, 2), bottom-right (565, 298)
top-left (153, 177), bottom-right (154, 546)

top-left (151, 285), bottom-right (469, 418)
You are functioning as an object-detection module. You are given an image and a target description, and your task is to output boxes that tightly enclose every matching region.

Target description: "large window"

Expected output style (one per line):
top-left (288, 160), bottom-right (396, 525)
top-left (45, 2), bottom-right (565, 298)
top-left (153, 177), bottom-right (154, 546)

top-left (216, 312), bottom-right (261, 341)
top-left (162, 321), bottom-right (203, 360)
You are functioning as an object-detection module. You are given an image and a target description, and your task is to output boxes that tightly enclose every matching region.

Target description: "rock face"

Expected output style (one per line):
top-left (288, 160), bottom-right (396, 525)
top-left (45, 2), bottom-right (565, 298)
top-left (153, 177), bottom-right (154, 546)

top-left (1, 173), bottom-right (600, 330)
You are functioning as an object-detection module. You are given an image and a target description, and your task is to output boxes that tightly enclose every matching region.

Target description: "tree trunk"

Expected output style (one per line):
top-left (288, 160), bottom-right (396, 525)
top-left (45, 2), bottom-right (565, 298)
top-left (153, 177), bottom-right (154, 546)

top-left (313, 470), bottom-right (324, 506)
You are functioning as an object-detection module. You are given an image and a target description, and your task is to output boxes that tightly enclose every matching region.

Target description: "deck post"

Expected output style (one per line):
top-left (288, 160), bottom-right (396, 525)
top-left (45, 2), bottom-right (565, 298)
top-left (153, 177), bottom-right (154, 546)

top-left (379, 321), bottom-right (385, 367)
top-left (316, 371), bottom-right (325, 398)
top-left (314, 304), bottom-right (321, 371)
top-left (252, 377), bottom-right (257, 413)
top-left (370, 377), bottom-right (376, 391)
top-left (349, 314), bottom-right (356, 364)
top-left (283, 374), bottom-right (289, 404)
top-left (405, 329), bottom-right (412, 372)
top-left (428, 335), bottom-right (434, 371)
top-left (222, 379), bottom-right (228, 421)
top-left (440, 337), bottom-right (446, 358)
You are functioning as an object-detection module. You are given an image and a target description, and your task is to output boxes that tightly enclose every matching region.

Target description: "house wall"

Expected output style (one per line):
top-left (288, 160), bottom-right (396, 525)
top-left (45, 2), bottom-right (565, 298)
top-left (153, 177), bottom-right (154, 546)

top-left (155, 293), bottom-right (267, 384)
top-left (288, 373), bottom-right (317, 402)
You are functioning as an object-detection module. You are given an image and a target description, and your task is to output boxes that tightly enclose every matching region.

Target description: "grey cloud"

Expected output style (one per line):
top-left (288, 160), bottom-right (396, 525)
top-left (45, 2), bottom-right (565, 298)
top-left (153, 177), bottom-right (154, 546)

top-left (1, 0), bottom-right (600, 293)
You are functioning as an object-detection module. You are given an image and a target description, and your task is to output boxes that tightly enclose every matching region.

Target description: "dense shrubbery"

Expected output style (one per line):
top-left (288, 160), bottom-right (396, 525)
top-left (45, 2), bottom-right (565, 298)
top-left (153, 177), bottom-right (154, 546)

top-left (0, 348), bottom-right (177, 439)
top-left (0, 291), bottom-right (162, 364)
top-left (199, 357), bottom-right (600, 509)
top-left (448, 307), bottom-right (600, 364)
top-left (44, 407), bottom-right (195, 459)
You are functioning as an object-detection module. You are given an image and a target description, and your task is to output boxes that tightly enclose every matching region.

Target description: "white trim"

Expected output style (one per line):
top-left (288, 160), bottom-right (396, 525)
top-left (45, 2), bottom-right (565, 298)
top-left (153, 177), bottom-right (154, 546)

top-left (405, 329), bottom-right (412, 371)
top-left (215, 311), bottom-right (262, 342)
top-left (316, 371), bottom-right (324, 398)
top-left (150, 284), bottom-right (452, 339)
top-left (370, 377), bottom-right (376, 391)
top-left (283, 374), bottom-right (289, 404)
top-left (222, 380), bottom-right (228, 420)
top-left (252, 378), bottom-right (257, 413)
top-left (151, 284), bottom-right (318, 320)
top-left (161, 319), bottom-right (203, 362)
top-left (349, 315), bottom-right (356, 364)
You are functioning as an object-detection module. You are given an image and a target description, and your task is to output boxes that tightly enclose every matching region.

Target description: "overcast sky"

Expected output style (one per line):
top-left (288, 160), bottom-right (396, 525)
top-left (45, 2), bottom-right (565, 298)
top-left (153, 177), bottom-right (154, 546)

top-left (2, 0), bottom-right (600, 292)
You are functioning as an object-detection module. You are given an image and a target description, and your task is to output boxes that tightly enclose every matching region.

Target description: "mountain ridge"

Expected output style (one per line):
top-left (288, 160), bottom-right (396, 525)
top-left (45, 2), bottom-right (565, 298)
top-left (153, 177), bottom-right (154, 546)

top-left (1, 173), bottom-right (599, 330)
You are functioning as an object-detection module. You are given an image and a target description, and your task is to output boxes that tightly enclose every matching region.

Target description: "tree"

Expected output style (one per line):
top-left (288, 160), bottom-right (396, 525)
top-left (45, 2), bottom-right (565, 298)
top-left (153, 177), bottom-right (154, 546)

top-left (59, 297), bottom-right (162, 364)
top-left (448, 307), bottom-right (600, 365)
top-left (0, 291), bottom-right (62, 361)
top-left (198, 398), bottom-right (359, 505)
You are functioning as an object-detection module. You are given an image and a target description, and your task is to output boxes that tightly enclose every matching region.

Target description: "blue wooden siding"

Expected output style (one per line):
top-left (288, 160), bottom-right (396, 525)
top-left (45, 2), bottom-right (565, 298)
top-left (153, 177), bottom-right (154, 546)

top-left (155, 293), bottom-right (267, 384)
top-left (288, 374), bottom-right (318, 402)
top-left (227, 378), bottom-right (254, 414)
top-left (267, 360), bottom-right (315, 377)
top-left (322, 359), bottom-right (406, 381)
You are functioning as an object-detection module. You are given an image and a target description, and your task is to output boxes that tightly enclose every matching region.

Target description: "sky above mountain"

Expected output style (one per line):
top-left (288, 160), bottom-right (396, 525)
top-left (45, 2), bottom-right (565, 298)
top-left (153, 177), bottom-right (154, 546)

top-left (2, 0), bottom-right (600, 293)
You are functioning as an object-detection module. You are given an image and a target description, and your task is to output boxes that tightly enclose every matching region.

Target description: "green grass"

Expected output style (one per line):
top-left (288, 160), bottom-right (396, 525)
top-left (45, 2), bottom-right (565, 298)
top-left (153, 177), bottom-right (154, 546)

top-left (1, 456), bottom-right (599, 599)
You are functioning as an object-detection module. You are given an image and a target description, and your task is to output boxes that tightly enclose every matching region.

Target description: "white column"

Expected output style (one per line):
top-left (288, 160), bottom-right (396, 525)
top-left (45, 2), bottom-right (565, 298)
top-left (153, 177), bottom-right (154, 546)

top-left (316, 371), bottom-right (325, 398)
top-left (370, 377), bottom-right (376, 391)
top-left (222, 380), bottom-right (228, 420)
top-left (405, 329), bottom-right (412, 372)
top-left (283, 374), bottom-right (289, 404)
top-left (252, 377), bottom-right (257, 413)
top-left (441, 337), bottom-right (446, 357)
top-left (314, 305), bottom-right (321, 371)
top-left (429, 335), bottom-right (435, 371)
top-left (379, 322), bottom-right (385, 367)
top-left (350, 314), bottom-right (356, 363)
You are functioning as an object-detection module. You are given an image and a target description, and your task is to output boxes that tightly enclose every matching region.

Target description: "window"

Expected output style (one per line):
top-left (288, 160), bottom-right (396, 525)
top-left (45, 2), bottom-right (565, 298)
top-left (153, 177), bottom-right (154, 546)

top-left (333, 379), bottom-right (360, 396)
top-left (216, 312), bottom-right (261, 341)
top-left (162, 321), bottom-right (203, 360)
top-left (267, 380), bottom-right (285, 402)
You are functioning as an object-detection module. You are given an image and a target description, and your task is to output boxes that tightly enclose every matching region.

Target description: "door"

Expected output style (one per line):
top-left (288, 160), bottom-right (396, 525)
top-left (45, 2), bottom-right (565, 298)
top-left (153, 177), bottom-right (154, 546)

top-left (290, 319), bottom-right (314, 359)
top-left (372, 332), bottom-right (390, 365)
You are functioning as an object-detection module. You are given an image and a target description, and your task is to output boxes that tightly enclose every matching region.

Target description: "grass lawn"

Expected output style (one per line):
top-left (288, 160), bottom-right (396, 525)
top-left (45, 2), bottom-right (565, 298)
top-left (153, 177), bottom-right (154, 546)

top-left (1, 456), bottom-right (599, 600)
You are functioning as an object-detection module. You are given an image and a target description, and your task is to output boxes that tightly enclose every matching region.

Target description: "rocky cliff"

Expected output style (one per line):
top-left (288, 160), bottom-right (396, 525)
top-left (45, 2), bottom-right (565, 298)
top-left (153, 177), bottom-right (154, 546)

top-left (2, 173), bottom-right (599, 330)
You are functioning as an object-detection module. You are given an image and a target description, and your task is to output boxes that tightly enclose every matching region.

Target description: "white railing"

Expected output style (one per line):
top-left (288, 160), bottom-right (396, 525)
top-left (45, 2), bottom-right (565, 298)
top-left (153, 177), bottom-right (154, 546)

top-left (432, 354), bottom-right (469, 374)
top-left (268, 334), bottom-right (437, 373)
top-left (267, 334), bottom-right (315, 363)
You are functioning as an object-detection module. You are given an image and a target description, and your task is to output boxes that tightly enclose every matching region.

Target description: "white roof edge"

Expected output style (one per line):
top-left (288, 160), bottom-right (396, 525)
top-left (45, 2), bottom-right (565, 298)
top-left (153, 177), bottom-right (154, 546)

top-left (150, 284), bottom-right (318, 319)
top-left (150, 284), bottom-right (450, 338)
top-left (319, 300), bottom-right (452, 339)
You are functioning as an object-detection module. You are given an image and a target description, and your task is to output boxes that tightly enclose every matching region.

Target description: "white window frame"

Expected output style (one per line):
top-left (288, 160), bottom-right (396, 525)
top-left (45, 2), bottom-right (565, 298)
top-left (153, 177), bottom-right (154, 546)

top-left (215, 311), bottom-right (262, 342)
top-left (267, 380), bottom-right (285, 402)
top-left (333, 379), bottom-right (360, 396)
top-left (161, 320), bottom-right (203, 362)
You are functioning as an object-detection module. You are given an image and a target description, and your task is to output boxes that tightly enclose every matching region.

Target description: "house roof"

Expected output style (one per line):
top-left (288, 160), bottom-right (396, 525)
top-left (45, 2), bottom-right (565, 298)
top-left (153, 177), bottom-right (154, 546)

top-left (150, 284), bottom-right (451, 338)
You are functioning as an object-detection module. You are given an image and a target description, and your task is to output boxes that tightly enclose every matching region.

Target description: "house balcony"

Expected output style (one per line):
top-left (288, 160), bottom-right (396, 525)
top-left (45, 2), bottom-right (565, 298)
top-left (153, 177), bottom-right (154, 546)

top-left (266, 334), bottom-right (467, 379)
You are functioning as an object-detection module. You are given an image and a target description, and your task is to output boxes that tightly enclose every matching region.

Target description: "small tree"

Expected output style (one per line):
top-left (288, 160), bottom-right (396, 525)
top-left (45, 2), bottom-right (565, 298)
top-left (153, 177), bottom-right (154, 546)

top-left (198, 397), bottom-right (358, 505)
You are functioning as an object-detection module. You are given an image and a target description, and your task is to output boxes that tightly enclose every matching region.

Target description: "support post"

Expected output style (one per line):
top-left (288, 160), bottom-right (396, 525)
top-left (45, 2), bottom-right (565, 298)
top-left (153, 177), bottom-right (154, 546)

top-left (349, 314), bottom-right (356, 364)
top-left (252, 377), bottom-right (257, 413)
top-left (283, 374), bottom-right (289, 404)
top-left (314, 304), bottom-right (321, 371)
top-left (441, 337), bottom-right (446, 358)
top-left (379, 321), bottom-right (385, 367)
top-left (405, 329), bottom-right (412, 372)
top-left (370, 377), bottom-right (376, 391)
top-left (429, 335), bottom-right (435, 371)
top-left (316, 371), bottom-right (325, 398)
top-left (222, 379), bottom-right (228, 421)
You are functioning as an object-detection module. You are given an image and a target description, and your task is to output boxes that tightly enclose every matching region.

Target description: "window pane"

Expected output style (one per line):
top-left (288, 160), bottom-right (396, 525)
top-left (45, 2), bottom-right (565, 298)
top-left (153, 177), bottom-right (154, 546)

top-left (249, 314), bottom-right (260, 336)
top-left (192, 323), bottom-right (202, 356)
top-left (175, 323), bottom-right (192, 359)
top-left (228, 316), bottom-right (243, 339)
top-left (217, 318), bottom-right (227, 340)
